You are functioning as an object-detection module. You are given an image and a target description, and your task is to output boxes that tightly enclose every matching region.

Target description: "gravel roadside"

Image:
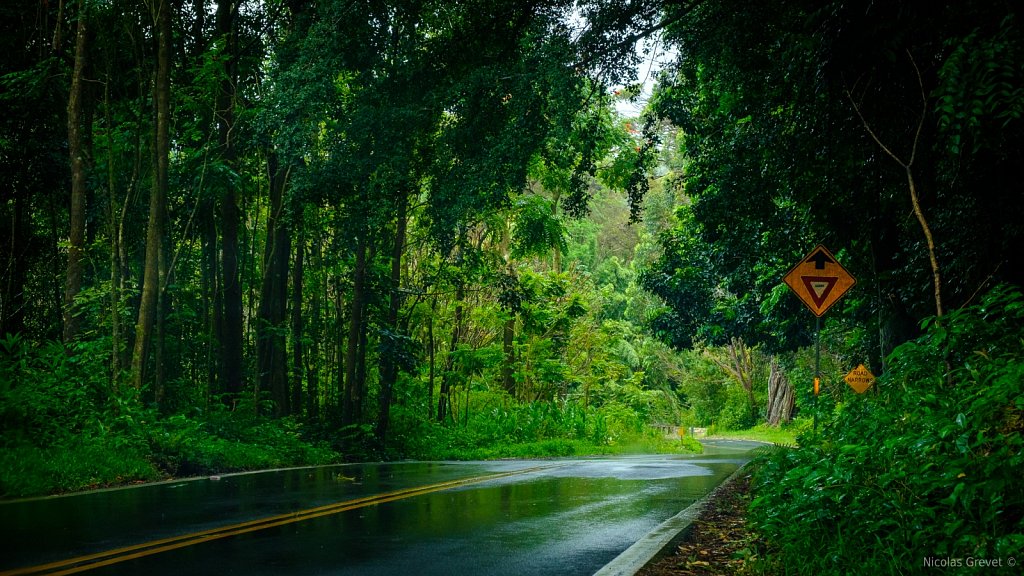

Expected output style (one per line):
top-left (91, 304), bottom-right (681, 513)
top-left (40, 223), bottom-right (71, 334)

top-left (637, 471), bottom-right (758, 576)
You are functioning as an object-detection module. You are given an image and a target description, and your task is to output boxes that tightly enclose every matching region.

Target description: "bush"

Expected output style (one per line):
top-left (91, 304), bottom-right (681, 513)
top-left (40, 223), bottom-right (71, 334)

top-left (748, 285), bottom-right (1024, 574)
top-left (0, 436), bottom-right (158, 498)
top-left (148, 409), bottom-right (337, 476)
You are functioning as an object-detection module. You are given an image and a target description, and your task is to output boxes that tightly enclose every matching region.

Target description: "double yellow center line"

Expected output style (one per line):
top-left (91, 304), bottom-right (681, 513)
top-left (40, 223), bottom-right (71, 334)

top-left (3, 464), bottom-right (559, 576)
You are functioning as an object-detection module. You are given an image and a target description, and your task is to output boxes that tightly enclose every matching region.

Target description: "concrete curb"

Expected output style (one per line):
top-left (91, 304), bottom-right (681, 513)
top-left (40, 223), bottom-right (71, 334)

top-left (592, 464), bottom-right (752, 576)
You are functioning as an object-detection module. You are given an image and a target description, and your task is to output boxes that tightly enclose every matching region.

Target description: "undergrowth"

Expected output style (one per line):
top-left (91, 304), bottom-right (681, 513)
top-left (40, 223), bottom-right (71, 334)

top-left (0, 335), bottom-right (338, 498)
top-left (391, 397), bottom-right (702, 461)
top-left (747, 285), bottom-right (1024, 574)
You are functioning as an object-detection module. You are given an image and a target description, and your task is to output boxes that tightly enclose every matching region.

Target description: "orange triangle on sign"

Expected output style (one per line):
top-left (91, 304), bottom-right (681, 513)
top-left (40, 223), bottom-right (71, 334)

top-left (801, 276), bottom-right (838, 308)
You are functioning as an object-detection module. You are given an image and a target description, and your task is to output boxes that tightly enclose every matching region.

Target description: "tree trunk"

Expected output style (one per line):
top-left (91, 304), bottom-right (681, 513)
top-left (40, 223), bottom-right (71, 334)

top-left (848, 54), bottom-right (943, 319)
top-left (334, 278), bottom-right (345, 418)
top-left (376, 193), bottom-right (409, 447)
top-left (343, 235), bottom-right (367, 425)
top-left (306, 244), bottom-right (321, 420)
top-left (154, 213), bottom-right (169, 407)
top-left (427, 300), bottom-right (436, 420)
top-left (438, 282), bottom-right (463, 422)
top-left (291, 226), bottom-right (304, 417)
top-left (217, 0), bottom-right (244, 400)
top-left (502, 317), bottom-right (515, 397)
top-left (104, 77), bottom-right (122, 385)
top-left (1, 197), bottom-right (28, 337)
top-left (765, 357), bottom-right (794, 426)
top-left (63, 0), bottom-right (87, 344)
top-left (131, 0), bottom-right (170, 390)
top-left (258, 155), bottom-right (290, 415)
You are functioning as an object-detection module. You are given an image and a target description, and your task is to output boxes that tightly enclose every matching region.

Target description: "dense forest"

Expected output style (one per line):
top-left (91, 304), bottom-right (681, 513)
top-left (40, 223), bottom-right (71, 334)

top-left (2, 2), bottom-right (1023, 566)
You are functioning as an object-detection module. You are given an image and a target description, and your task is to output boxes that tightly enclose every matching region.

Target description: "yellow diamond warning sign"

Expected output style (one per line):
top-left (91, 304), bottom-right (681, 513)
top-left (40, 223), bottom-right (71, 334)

top-left (844, 364), bottom-right (876, 394)
top-left (783, 244), bottom-right (856, 317)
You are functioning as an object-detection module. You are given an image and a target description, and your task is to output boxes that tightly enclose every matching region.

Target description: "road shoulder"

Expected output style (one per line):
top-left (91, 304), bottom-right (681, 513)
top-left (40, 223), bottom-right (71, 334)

top-left (636, 470), bottom-right (755, 575)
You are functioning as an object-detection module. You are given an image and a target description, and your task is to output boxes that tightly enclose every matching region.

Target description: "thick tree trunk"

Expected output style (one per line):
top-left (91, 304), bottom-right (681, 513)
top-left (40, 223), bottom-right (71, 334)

top-left (201, 193), bottom-right (220, 392)
top-left (64, 0), bottom-right (87, 344)
top-left (258, 155), bottom-right (290, 415)
top-left (217, 0), bottom-right (244, 399)
top-left (765, 357), bottom-right (794, 426)
top-left (131, 0), bottom-right (170, 390)
top-left (343, 236), bottom-right (367, 425)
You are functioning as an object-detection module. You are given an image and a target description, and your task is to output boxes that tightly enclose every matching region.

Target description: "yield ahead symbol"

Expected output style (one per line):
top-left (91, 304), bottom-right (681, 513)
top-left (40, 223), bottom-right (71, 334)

top-left (783, 245), bottom-right (856, 317)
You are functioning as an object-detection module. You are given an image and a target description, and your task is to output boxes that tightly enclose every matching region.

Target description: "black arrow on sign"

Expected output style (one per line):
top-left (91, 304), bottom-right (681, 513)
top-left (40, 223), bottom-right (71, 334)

top-left (805, 249), bottom-right (834, 270)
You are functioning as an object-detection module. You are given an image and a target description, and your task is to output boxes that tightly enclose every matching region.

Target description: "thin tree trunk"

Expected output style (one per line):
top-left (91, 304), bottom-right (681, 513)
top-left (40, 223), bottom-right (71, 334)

top-left (291, 226), bottom-right (304, 417)
top-left (847, 52), bottom-right (943, 319)
top-left (104, 75), bottom-right (122, 385)
top-left (334, 278), bottom-right (345, 418)
top-left (131, 0), bottom-right (170, 390)
top-left (438, 282), bottom-right (463, 422)
top-left (502, 317), bottom-right (515, 397)
top-left (64, 0), bottom-right (87, 344)
top-left (306, 242), bottom-right (321, 420)
top-left (376, 193), bottom-right (409, 447)
top-left (905, 168), bottom-right (942, 318)
top-left (427, 300), bottom-right (436, 420)
top-left (154, 216), bottom-right (168, 407)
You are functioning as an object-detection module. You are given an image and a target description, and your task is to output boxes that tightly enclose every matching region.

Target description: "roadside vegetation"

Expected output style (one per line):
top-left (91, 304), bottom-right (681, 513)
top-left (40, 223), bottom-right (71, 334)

top-left (2, 6), bottom-right (1022, 574)
top-left (747, 287), bottom-right (1024, 573)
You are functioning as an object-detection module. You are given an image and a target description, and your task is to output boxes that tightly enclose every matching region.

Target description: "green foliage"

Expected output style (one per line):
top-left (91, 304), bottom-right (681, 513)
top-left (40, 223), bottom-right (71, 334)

top-left (391, 389), bottom-right (700, 461)
top-left (935, 15), bottom-right (1024, 157)
top-left (511, 195), bottom-right (567, 260)
top-left (0, 334), bottom-right (114, 449)
top-left (148, 406), bottom-right (336, 477)
top-left (747, 286), bottom-right (1024, 574)
top-left (0, 335), bottom-right (158, 496)
top-left (0, 336), bottom-right (338, 497)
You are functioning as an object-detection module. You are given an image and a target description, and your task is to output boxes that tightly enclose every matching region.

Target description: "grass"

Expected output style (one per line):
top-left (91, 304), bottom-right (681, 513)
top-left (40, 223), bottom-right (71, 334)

top-left (706, 419), bottom-right (809, 446)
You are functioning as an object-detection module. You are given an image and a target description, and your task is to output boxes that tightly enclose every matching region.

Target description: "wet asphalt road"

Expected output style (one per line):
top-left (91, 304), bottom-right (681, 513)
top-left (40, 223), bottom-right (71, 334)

top-left (1, 440), bottom-right (763, 575)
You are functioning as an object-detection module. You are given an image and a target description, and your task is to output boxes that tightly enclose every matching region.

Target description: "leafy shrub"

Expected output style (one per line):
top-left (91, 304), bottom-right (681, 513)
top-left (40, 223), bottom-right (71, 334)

top-left (0, 436), bottom-right (158, 497)
top-left (748, 285), bottom-right (1024, 574)
top-left (148, 409), bottom-right (337, 476)
top-left (0, 335), bottom-right (109, 448)
top-left (716, 385), bottom-right (756, 430)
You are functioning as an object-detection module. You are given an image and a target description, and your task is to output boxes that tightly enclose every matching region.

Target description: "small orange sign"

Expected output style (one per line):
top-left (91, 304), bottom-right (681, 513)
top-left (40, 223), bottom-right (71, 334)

top-left (844, 364), bottom-right (876, 394)
top-left (783, 245), bottom-right (856, 317)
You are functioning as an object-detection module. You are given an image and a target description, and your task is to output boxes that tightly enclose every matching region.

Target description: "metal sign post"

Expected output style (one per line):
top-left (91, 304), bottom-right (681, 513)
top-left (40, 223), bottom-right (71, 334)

top-left (783, 245), bottom-right (856, 436)
top-left (814, 315), bottom-right (820, 434)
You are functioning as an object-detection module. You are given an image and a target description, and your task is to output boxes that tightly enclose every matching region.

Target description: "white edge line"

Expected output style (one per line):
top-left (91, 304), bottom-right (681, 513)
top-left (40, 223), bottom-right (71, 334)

top-left (592, 463), bottom-right (753, 576)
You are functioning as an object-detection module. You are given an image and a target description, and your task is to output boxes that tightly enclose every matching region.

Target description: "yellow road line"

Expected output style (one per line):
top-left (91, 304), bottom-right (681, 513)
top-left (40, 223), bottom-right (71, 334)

top-left (2, 464), bottom-right (559, 576)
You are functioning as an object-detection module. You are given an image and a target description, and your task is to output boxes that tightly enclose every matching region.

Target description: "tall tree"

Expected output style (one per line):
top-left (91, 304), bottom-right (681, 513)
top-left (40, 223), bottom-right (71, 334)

top-left (217, 0), bottom-right (245, 398)
top-left (258, 154), bottom-right (291, 414)
top-left (131, 0), bottom-right (171, 390)
top-left (63, 0), bottom-right (88, 344)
